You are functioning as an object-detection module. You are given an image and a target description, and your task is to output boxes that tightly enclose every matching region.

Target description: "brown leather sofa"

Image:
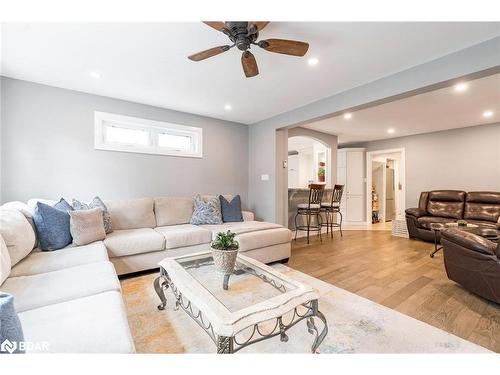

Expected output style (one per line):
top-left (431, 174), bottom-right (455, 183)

top-left (441, 228), bottom-right (500, 304)
top-left (405, 190), bottom-right (500, 242)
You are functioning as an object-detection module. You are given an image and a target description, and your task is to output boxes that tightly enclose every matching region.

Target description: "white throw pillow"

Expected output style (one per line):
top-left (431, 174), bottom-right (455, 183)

top-left (0, 209), bottom-right (36, 266)
top-left (0, 234), bottom-right (12, 285)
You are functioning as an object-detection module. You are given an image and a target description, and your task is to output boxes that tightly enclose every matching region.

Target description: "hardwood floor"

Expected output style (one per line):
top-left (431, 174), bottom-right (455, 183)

top-left (288, 230), bottom-right (500, 352)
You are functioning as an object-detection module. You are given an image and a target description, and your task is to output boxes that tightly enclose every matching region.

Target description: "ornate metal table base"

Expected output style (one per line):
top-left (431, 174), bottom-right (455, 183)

top-left (154, 269), bottom-right (328, 354)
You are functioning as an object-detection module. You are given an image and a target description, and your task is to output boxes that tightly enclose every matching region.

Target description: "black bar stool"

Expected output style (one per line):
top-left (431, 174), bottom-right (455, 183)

top-left (294, 184), bottom-right (325, 244)
top-left (321, 184), bottom-right (344, 237)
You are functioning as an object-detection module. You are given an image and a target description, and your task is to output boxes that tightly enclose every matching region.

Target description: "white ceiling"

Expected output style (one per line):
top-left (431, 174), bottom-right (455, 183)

top-left (1, 22), bottom-right (499, 124)
top-left (302, 73), bottom-right (500, 144)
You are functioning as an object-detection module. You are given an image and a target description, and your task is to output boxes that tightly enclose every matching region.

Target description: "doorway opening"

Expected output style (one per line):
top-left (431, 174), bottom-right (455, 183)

top-left (366, 148), bottom-right (405, 228)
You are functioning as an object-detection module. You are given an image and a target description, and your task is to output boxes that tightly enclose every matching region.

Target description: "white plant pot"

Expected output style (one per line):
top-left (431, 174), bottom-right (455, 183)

top-left (211, 247), bottom-right (239, 275)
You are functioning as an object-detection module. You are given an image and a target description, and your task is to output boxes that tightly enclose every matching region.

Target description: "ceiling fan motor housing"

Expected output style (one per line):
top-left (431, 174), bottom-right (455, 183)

top-left (225, 21), bottom-right (258, 51)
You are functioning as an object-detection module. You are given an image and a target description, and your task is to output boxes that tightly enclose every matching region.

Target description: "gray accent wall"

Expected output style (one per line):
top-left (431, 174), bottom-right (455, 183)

top-left (249, 37), bottom-right (500, 222)
top-left (0, 77), bottom-right (249, 204)
top-left (349, 123), bottom-right (500, 209)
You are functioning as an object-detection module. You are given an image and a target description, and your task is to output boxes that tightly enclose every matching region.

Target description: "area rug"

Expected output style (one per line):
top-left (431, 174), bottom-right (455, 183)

top-left (120, 264), bottom-right (490, 353)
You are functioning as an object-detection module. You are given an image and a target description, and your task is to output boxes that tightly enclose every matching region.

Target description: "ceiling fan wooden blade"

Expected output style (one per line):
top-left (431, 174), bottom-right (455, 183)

top-left (260, 39), bottom-right (309, 56)
top-left (241, 51), bottom-right (259, 78)
top-left (202, 21), bottom-right (226, 32)
top-left (188, 46), bottom-right (230, 61)
top-left (251, 21), bottom-right (270, 31)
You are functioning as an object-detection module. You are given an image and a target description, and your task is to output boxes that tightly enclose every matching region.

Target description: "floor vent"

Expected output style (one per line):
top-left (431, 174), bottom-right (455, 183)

top-left (392, 219), bottom-right (409, 238)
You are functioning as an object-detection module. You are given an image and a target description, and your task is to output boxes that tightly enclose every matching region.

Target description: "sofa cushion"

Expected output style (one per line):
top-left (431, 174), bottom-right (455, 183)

top-left (155, 224), bottom-right (211, 249)
top-left (201, 221), bottom-right (282, 237)
top-left (417, 216), bottom-right (456, 227)
top-left (190, 194), bottom-right (223, 225)
top-left (9, 241), bottom-right (109, 277)
top-left (1, 201), bottom-right (38, 248)
top-left (104, 228), bottom-right (165, 257)
top-left (69, 208), bottom-right (106, 246)
top-left (1, 235), bottom-right (11, 285)
top-left (237, 227), bottom-right (293, 252)
top-left (106, 198), bottom-right (156, 230)
top-left (1, 261), bottom-right (120, 313)
top-left (72, 196), bottom-right (113, 234)
top-left (219, 195), bottom-right (243, 222)
top-left (33, 200), bottom-right (74, 251)
top-left (154, 197), bottom-right (194, 226)
top-left (463, 192), bottom-right (500, 223)
top-left (19, 291), bottom-right (135, 353)
top-left (0, 209), bottom-right (36, 266)
top-left (426, 190), bottom-right (466, 219)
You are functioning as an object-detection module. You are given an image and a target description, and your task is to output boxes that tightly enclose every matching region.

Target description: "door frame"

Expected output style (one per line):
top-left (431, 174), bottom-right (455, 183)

top-left (365, 148), bottom-right (406, 225)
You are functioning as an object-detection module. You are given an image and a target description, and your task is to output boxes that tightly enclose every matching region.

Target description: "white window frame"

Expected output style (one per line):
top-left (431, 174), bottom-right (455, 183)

top-left (94, 111), bottom-right (203, 158)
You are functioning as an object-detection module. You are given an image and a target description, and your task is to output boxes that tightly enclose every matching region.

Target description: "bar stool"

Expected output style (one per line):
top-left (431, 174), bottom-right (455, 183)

top-left (294, 184), bottom-right (325, 244)
top-left (321, 184), bottom-right (344, 237)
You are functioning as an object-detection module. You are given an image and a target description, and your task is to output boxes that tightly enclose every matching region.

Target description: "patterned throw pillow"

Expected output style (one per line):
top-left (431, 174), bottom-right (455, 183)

top-left (72, 196), bottom-right (113, 234)
top-left (219, 195), bottom-right (243, 222)
top-left (190, 195), bottom-right (223, 225)
top-left (69, 208), bottom-right (106, 246)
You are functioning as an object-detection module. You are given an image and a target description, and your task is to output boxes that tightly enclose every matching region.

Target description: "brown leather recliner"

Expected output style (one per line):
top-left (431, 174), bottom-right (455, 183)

top-left (441, 228), bottom-right (500, 304)
top-left (406, 190), bottom-right (500, 242)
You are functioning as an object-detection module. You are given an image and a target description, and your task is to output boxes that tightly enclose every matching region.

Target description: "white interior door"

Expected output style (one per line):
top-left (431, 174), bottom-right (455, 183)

top-left (346, 195), bottom-right (364, 222)
top-left (347, 151), bottom-right (364, 195)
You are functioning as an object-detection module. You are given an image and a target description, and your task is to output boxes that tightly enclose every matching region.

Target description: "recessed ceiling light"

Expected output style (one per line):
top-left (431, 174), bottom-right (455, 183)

top-left (89, 71), bottom-right (101, 79)
top-left (483, 110), bottom-right (494, 118)
top-left (224, 104), bottom-right (232, 111)
top-left (454, 82), bottom-right (468, 92)
top-left (343, 113), bottom-right (352, 120)
top-left (387, 128), bottom-right (395, 134)
top-left (308, 57), bottom-right (319, 66)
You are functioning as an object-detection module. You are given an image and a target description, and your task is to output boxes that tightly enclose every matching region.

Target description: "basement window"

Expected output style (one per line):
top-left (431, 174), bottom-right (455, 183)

top-left (94, 111), bottom-right (203, 158)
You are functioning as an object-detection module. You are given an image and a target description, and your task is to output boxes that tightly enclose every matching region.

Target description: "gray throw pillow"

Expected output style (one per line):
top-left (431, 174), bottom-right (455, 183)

top-left (190, 195), bottom-right (223, 225)
top-left (219, 195), bottom-right (243, 222)
top-left (69, 208), bottom-right (106, 246)
top-left (72, 196), bottom-right (113, 234)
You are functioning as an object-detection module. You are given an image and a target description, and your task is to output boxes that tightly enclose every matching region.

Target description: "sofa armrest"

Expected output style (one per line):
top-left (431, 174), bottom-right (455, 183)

top-left (441, 228), bottom-right (497, 256)
top-left (242, 211), bottom-right (255, 221)
top-left (405, 207), bottom-right (427, 218)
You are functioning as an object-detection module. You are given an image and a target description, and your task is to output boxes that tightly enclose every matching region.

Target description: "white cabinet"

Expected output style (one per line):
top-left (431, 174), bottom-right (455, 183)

top-left (337, 148), bottom-right (366, 223)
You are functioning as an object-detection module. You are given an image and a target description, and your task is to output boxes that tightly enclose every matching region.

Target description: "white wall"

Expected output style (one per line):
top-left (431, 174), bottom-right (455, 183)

top-left (0, 77), bottom-right (249, 204)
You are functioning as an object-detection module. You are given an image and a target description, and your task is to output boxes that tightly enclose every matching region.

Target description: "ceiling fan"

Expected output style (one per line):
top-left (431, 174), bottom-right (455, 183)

top-left (188, 21), bottom-right (309, 78)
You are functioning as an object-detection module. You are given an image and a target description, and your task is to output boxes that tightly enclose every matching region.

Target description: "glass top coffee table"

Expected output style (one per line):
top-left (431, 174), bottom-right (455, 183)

top-left (153, 251), bottom-right (328, 353)
top-left (426, 222), bottom-right (500, 258)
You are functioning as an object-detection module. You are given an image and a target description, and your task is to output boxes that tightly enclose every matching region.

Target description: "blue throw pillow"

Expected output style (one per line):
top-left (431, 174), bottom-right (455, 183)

top-left (33, 199), bottom-right (73, 251)
top-left (0, 293), bottom-right (25, 354)
top-left (219, 195), bottom-right (243, 222)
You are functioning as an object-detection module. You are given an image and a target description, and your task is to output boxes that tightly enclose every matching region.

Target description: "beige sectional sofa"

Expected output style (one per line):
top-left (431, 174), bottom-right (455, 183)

top-left (0, 195), bottom-right (292, 353)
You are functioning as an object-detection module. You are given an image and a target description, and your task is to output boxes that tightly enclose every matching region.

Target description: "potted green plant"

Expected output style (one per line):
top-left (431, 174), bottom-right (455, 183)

top-left (211, 230), bottom-right (239, 289)
top-left (317, 167), bottom-right (325, 182)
